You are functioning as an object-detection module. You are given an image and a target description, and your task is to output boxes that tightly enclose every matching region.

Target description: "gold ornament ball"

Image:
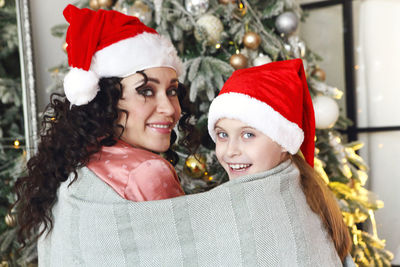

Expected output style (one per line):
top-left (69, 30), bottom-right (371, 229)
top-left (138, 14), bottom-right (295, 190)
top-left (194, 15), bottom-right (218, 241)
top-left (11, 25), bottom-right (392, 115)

top-left (312, 68), bottom-right (326, 81)
top-left (184, 154), bottom-right (207, 179)
top-left (98, 0), bottom-right (113, 8)
top-left (5, 213), bottom-right (16, 227)
top-left (89, 0), bottom-right (100, 10)
top-left (62, 42), bottom-right (68, 53)
top-left (218, 0), bottom-right (235, 4)
top-left (90, 0), bottom-right (113, 10)
top-left (243, 32), bottom-right (261, 50)
top-left (230, 53), bottom-right (248, 70)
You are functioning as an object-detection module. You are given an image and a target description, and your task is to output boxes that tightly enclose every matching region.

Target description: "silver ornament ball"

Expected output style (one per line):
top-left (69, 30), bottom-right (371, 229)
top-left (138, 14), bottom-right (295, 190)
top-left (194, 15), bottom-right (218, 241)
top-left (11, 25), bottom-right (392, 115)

top-left (253, 55), bottom-right (272, 66)
top-left (185, 0), bottom-right (209, 16)
top-left (275, 11), bottom-right (298, 35)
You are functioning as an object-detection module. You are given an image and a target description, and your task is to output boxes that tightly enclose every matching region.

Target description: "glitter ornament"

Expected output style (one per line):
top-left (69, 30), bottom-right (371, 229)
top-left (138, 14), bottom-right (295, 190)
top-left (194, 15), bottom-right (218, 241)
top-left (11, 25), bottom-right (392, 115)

top-left (128, 0), bottom-right (152, 25)
top-left (194, 14), bottom-right (223, 45)
top-left (185, 0), bottom-right (209, 16)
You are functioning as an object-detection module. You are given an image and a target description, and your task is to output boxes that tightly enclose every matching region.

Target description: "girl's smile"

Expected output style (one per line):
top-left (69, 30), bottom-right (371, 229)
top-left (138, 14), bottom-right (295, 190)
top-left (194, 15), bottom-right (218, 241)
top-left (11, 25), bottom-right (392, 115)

top-left (215, 118), bottom-right (288, 179)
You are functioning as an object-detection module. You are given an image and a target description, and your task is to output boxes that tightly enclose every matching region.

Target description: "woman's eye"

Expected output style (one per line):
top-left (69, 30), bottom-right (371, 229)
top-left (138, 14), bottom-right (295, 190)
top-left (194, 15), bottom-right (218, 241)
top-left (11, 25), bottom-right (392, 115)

top-left (167, 87), bottom-right (178, 96)
top-left (243, 132), bottom-right (255, 139)
top-left (217, 132), bottom-right (228, 139)
top-left (138, 88), bottom-right (154, 97)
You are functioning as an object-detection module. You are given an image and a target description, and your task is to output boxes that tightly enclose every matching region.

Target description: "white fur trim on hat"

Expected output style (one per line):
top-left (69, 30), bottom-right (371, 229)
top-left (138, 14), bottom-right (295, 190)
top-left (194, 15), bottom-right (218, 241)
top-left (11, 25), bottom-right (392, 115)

top-left (64, 68), bottom-right (99, 106)
top-left (207, 92), bottom-right (304, 155)
top-left (91, 32), bottom-right (183, 78)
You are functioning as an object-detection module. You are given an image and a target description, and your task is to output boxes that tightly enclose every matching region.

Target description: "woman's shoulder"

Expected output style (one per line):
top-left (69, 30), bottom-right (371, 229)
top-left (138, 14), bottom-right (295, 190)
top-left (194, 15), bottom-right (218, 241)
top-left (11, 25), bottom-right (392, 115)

top-left (86, 140), bottom-right (181, 201)
top-left (90, 139), bottom-right (166, 164)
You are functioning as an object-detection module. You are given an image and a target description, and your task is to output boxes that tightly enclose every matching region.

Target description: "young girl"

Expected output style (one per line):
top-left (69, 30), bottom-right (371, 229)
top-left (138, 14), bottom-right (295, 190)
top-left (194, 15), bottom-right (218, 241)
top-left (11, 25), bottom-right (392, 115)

top-left (14, 4), bottom-right (196, 259)
top-left (208, 58), bottom-right (353, 265)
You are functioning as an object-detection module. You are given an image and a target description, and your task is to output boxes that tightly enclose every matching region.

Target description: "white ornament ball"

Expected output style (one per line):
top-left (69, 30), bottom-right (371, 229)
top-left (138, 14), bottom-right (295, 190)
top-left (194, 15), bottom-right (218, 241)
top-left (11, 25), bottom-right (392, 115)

top-left (275, 11), bottom-right (298, 35)
top-left (194, 14), bottom-right (223, 45)
top-left (313, 95), bottom-right (340, 129)
top-left (253, 55), bottom-right (272, 66)
top-left (185, 0), bottom-right (209, 16)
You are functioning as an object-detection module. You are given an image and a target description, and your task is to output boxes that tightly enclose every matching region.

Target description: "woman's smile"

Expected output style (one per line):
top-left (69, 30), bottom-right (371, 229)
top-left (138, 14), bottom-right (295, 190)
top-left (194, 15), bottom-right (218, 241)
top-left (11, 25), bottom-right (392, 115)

top-left (117, 67), bottom-right (181, 152)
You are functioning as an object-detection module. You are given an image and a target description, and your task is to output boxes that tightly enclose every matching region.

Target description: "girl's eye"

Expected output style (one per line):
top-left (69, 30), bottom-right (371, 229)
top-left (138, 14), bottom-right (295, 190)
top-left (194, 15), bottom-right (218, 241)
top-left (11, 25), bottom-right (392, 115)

top-left (243, 132), bottom-right (255, 139)
top-left (167, 87), bottom-right (178, 96)
top-left (137, 88), bottom-right (154, 97)
top-left (217, 132), bottom-right (228, 139)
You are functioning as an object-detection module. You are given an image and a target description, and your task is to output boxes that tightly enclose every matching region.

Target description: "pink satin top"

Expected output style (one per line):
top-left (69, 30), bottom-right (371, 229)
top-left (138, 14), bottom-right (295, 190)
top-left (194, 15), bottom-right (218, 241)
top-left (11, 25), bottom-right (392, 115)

top-left (87, 139), bottom-right (184, 202)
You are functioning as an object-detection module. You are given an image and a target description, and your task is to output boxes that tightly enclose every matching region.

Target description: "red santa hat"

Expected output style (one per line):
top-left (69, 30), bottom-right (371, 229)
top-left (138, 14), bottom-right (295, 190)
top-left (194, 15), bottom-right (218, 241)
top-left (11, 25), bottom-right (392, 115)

top-left (63, 5), bottom-right (182, 106)
top-left (208, 59), bottom-right (315, 167)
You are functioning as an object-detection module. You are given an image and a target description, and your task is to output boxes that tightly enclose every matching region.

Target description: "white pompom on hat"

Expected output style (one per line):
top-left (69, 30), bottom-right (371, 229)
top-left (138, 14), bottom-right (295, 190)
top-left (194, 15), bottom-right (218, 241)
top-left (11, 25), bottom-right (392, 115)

top-left (63, 4), bottom-right (182, 106)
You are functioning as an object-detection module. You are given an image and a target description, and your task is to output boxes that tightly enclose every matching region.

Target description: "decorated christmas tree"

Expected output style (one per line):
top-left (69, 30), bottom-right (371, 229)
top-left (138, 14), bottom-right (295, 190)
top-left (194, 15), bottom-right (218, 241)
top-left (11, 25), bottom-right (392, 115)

top-left (0, 0), bottom-right (30, 265)
top-left (1, 0), bottom-right (394, 266)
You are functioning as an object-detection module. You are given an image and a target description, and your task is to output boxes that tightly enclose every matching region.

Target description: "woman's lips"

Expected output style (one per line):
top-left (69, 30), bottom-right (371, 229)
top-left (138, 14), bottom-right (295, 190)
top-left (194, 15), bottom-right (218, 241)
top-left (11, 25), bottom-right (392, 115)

top-left (147, 122), bottom-right (173, 134)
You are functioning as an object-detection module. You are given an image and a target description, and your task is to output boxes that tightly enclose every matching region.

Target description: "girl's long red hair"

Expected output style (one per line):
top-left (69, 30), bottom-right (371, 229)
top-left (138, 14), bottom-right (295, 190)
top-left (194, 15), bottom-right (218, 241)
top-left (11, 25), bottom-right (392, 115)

top-left (291, 154), bottom-right (352, 262)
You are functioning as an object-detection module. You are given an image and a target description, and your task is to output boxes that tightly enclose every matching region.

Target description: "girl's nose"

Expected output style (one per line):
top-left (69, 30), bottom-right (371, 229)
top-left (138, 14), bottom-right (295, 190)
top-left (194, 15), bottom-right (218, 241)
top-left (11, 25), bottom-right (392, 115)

top-left (226, 139), bottom-right (241, 158)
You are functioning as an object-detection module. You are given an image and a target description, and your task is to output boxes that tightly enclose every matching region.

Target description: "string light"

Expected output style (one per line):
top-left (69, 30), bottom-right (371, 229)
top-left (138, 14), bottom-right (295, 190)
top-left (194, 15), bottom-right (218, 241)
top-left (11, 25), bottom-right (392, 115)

top-left (215, 43), bottom-right (221, 49)
top-left (13, 140), bottom-right (20, 149)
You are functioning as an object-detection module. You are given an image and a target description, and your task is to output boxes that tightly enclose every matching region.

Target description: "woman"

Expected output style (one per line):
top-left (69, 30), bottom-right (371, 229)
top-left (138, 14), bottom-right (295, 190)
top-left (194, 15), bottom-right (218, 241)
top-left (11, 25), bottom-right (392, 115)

top-left (14, 4), bottom-right (196, 259)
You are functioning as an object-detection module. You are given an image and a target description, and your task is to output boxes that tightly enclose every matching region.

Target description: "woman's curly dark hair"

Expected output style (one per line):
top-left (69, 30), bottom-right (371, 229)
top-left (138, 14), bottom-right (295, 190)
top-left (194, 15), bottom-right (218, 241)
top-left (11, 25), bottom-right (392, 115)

top-left (13, 76), bottom-right (198, 246)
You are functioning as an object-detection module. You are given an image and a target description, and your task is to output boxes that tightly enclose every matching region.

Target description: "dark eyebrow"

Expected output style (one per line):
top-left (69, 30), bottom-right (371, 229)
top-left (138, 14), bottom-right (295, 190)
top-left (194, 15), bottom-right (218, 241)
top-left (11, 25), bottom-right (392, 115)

top-left (137, 77), bottom-right (178, 85)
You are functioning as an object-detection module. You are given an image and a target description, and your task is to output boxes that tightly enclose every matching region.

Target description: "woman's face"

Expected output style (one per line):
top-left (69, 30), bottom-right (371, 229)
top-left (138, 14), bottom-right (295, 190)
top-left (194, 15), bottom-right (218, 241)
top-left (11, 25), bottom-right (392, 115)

top-left (116, 67), bottom-right (181, 152)
top-left (215, 118), bottom-right (288, 180)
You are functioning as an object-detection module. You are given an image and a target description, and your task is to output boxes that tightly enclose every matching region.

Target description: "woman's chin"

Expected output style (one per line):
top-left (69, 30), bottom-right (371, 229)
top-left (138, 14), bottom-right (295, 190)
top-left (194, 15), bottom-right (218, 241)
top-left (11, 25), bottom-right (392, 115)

top-left (148, 142), bottom-right (170, 153)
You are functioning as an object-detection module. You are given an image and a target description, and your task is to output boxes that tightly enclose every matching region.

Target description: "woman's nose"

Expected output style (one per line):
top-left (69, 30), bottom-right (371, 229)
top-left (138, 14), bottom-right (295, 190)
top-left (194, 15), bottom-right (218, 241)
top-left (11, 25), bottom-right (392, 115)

top-left (156, 95), bottom-right (175, 116)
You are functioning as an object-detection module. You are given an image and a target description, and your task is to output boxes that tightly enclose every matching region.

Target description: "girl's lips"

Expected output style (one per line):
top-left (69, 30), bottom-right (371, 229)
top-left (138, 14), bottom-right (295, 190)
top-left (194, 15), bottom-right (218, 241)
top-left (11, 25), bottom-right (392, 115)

top-left (227, 163), bottom-right (252, 173)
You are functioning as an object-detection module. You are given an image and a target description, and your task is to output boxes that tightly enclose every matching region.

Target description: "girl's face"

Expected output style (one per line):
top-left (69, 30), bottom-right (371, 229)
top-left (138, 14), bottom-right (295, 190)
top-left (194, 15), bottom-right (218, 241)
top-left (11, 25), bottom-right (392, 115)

top-left (215, 118), bottom-right (288, 180)
top-left (116, 67), bottom-right (181, 152)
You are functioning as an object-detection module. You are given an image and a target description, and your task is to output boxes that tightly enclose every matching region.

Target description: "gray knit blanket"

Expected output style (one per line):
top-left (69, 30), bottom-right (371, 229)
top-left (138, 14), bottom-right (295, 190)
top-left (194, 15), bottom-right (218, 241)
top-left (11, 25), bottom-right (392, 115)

top-left (38, 160), bottom-right (351, 267)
